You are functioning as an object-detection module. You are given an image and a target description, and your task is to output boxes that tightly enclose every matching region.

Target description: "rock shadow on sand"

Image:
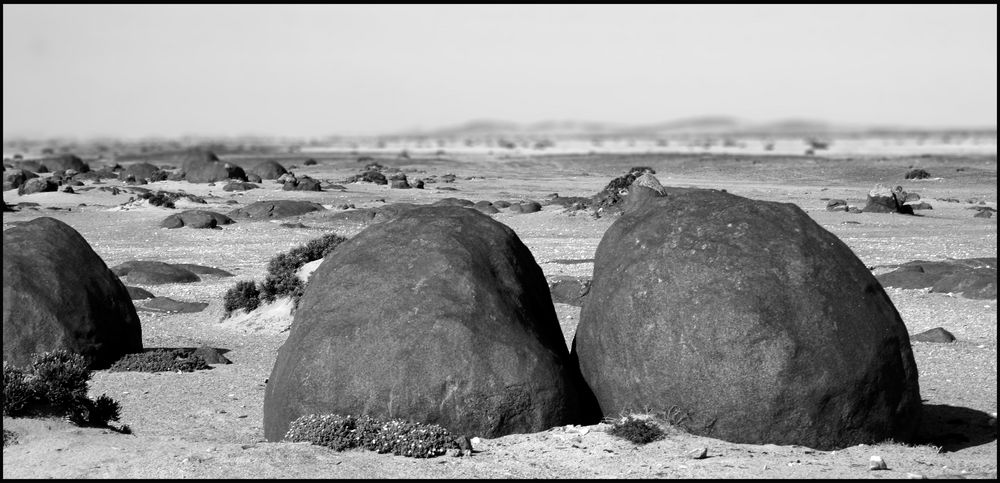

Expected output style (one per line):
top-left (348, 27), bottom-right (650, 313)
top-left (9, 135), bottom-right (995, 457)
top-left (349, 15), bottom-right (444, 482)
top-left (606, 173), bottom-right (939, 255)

top-left (916, 404), bottom-right (997, 453)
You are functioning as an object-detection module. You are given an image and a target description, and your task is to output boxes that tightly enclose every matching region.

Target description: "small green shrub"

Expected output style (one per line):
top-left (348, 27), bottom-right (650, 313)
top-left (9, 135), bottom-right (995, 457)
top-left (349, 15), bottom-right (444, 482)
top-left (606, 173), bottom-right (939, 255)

top-left (67, 393), bottom-right (122, 427)
top-left (28, 351), bottom-right (91, 410)
top-left (259, 233), bottom-right (347, 304)
top-left (285, 413), bottom-right (454, 458)
top-left (3, 350), bottom-right (125, 430)
top-left (3, 361), bottom-right (35, 416)
top-left (608, 416), bottom-right (665, 445)
top-left (223, 279), bottom-right (261, 316)
top-left (108, 349), bottom-right (210, 373)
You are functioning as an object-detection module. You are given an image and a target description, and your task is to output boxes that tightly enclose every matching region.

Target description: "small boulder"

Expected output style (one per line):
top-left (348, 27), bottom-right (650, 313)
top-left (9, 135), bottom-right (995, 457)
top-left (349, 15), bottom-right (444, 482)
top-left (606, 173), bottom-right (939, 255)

top-left (3, 168), bottom-right (38, 191)
top-left (863, 184), bottom-right (913, 214)
top-left (826, 199), bottom-right (848, 212)
top-left (226, 200), bottom-right (326, 220)
top-left (17, 177), bottom-right (58, 195)
top-left (160, 210), bottom-right (235, 229)
top-left (246, 160), bottom-right (287, 180)
top-left (181, 150), bottom-right (247, 184)
top-left (910, 327), bottom-right (956, 343)
top-left (223, 181), bottom-right (258, 192)
top-left (192, 346), bottom-right (232, 364)
top-left (125, 286), bottom-right (155, 300)
top-left (904, 169), bottom-right (930, 180)
top-left (138, 297), bottom-right (209, 314)
top-left (110, 261), bottom-right (201, 285)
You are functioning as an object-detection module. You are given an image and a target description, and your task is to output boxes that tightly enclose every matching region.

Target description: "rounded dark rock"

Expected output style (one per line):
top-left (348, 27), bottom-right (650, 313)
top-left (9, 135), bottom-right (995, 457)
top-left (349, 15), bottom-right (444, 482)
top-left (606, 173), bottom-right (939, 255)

top-left (222, 181), bottom-right (258, 192)
top-left (246, 160), bottom-right (288, 180)
top-left (876, 258), bottom-right (996, 299)
top-left (910, 327), bottom-right (956, 343)
top-left (264, 206), bottom-right (599, 441)
top-left (121, 162), bottom-right (161, 182)
top-left (547, 276), bottom-right (592, 307)
top-left (294, 176), bottom-right (322, 191)
top-left (172, 263), bottom-right (234, 277)
top-left (433, 197), bottom-right (475, 207)
top-left (181, 150), bottom-right (248, 184)
top-left (226, 200), bottom-right (326, 220)
top-left (125, 286), bottom-right (155, 300)
top-left (110, 261), bottom-right (201, 285)
top-left (16, 177), bottom-right (57, 195)
top-left (512, 201), bottom-right (542, 214)
top-left (160, 210), bottom-right (235, 229)
top-left (3, 168), bottom-right (38, 191)
top-left (3, 217), bottom-right (143, 369)
top-left (192, 346), bottom-right (232, 364)
top-left (138, 297), bottom-right (209, 314)
top-left (573, 188), bottom-right (921, 450)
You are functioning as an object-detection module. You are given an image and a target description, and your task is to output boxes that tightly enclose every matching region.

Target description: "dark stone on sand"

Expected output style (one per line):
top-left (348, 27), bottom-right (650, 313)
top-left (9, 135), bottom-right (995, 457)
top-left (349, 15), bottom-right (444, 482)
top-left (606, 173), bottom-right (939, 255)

top-left (110, 261), bottom-right (201, 285)
top-left (3, 217), bottom-right (142, 369)
top-left (910, 327), bottom-right (956, 343)
top-left (227, 200), bottom-right (326, 220)
top-left (574, 187), bottom-right (921, 450)
top-left (263, 205), bottom-right (599, 442)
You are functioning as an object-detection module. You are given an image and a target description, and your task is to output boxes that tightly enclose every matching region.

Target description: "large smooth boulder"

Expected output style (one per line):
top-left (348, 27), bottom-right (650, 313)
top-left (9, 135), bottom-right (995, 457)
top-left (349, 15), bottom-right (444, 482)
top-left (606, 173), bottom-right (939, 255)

top-left (181, 150), bottom-right (247, 184)
top-left (227, 200), bottom-right (326, 220)
top-left (264, 206), bottom-right (598, 441)
top-left (573, 188), bottom-right (921, 450)
top-left (3, 217), bottom-right (142, 369)
top-left (160, 210), bottom-right (235, 229)
top-left (110, 261), bottom-right (201, 285)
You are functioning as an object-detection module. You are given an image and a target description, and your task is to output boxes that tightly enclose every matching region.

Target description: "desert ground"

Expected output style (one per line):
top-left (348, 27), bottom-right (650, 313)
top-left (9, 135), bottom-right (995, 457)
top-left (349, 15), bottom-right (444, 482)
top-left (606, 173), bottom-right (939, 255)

top-left (2, 148), bottom-right (997, 479)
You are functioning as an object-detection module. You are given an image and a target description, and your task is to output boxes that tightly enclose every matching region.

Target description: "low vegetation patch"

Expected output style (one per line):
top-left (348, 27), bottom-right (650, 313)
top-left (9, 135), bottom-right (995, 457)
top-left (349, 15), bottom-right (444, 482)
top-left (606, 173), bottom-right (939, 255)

top-left (108, 348), bottom-right (210, 373)
top-left (222, 232), bottom-right (347, 317)
top-left (223, 280), bottom-right (261, 316)
top-left (607, 415), bottom-right (666, 445)
top-left (3, 351), bottom-right (129, 433)
top-left (285, 413), bottom-right (455, 458)
top-left (3, 428), bottom-right (16, 447)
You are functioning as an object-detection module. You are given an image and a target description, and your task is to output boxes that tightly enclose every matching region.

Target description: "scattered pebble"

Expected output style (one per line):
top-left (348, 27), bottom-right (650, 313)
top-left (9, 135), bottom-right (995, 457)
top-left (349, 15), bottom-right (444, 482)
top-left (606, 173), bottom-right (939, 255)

top-left (869, 455), bottom-right (888, 470)
top-left (906, 473), bottom-right (926, 479)
top-left (686, 447), bottom-right (708, 460)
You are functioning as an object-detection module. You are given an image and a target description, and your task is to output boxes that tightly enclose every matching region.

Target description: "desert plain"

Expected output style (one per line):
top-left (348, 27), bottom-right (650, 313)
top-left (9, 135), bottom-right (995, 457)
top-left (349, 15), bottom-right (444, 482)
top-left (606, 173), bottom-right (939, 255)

top-left (2, 145), bottom-right (997, 479)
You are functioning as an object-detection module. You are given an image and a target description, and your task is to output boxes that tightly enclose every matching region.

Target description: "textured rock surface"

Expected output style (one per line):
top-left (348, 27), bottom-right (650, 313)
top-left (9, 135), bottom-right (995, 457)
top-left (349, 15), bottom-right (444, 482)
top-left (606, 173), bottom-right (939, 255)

top-left (3, 217), bottom-right (142, 368)
top-left (573, 187), bottom-right (921, 450)
top-left (264, 205), bottom-right (599, 441)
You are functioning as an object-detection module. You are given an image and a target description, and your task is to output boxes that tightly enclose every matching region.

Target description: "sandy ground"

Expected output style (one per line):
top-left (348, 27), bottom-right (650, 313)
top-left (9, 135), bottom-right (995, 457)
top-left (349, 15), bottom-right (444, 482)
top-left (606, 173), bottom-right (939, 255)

top-left (3, 151), bottom-right (997, 478)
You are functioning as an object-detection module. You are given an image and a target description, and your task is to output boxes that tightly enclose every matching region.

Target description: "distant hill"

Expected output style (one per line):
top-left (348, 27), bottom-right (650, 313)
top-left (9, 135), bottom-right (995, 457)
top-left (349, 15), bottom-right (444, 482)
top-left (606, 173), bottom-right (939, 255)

top-left (394, 116), bottom-right (861, 139)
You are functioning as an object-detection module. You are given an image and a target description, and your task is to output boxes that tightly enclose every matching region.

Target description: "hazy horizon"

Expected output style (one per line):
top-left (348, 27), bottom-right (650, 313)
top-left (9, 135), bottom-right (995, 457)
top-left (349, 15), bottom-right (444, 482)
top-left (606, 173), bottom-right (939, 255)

top-left (3, 5), bottom-right (997, 139)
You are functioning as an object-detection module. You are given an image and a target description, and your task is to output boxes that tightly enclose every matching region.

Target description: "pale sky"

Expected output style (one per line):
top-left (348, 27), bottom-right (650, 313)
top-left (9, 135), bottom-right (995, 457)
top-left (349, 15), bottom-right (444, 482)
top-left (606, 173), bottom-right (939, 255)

top-left (3, 4), bottom-right (997, 139)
